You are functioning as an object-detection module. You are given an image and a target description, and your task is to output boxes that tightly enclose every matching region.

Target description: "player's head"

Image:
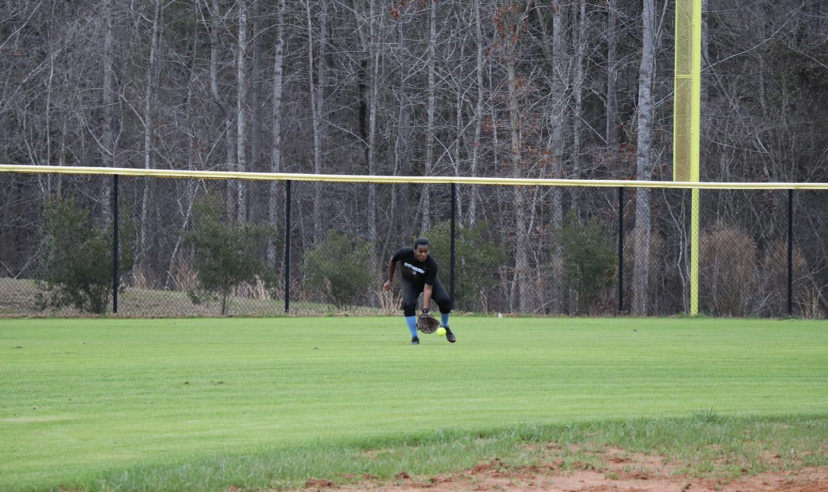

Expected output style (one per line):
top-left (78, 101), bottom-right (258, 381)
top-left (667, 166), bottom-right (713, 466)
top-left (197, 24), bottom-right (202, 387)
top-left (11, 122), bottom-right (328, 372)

top-left (413, 237), bottom-right (430, 261)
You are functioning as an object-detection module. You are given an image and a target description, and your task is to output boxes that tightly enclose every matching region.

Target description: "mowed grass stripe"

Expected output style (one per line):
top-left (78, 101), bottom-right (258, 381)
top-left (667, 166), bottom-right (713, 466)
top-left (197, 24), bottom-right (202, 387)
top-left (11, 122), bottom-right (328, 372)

top-left (0, 317), bottom-right (826, 490)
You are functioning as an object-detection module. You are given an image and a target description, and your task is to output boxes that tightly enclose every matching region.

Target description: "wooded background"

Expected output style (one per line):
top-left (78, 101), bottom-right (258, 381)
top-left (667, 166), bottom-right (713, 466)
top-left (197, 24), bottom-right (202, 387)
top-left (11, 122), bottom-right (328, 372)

top-left (1, 0), bottom-right (828, 317)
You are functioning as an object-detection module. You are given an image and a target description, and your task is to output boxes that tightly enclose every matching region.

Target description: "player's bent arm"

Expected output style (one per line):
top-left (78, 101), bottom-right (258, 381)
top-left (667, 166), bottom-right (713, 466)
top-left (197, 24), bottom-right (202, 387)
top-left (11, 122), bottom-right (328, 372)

top-left (383, 261), bottom-right (396, 290)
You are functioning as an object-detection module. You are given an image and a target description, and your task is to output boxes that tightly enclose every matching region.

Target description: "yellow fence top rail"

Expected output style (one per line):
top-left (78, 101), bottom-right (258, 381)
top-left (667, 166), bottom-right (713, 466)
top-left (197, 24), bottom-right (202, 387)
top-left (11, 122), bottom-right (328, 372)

top-left (1, 164), bottom-right (826, 190)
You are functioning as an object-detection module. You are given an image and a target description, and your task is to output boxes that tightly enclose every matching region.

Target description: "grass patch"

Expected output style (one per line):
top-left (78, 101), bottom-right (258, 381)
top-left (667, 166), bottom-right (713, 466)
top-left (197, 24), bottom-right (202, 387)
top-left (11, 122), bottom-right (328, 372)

top-left (1, 317), bottom-right (827, 491)
top-left (64, 415), bottom-right (828, 491)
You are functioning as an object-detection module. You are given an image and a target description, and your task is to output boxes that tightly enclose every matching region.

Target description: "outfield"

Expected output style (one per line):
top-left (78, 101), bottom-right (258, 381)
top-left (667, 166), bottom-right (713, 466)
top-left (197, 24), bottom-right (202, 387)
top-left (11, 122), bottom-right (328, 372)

top-left (1, 317), bottom-right (827, 491)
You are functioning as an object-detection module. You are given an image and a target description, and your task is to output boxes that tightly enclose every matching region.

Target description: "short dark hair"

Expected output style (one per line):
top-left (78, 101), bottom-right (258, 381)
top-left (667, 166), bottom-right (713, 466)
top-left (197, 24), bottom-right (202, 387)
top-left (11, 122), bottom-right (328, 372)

top-left (414, 237), bottom-right (430, 249)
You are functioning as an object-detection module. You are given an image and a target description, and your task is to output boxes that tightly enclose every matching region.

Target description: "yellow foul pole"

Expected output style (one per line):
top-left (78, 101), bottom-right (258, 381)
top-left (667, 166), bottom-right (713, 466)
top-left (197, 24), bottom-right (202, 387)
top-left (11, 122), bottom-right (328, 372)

top-left (673, 0), bottom-right (702, 315)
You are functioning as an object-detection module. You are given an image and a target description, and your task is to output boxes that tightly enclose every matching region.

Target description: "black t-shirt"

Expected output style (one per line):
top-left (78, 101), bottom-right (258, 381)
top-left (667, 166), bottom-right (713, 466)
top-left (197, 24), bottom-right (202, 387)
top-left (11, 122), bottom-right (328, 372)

top-left (391, 247), bottom-right (438, 285)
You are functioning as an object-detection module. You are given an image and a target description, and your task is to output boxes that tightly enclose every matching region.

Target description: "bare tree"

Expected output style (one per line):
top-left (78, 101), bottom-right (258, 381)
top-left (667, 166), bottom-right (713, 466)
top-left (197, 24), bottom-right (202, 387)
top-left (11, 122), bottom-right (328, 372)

top-left (236, 0), bottom-right (249, 223)
top-left (249, 0), bottom-right (264, 180)
top-left (632, 0), bottom-right (657, 316)
top-left (390, 10), bottom-right (414, 244)
top-left (305, 0), bottom-right (327, 244)
top-left (268, 0), bottom-right (287, 268)
top-left (605, 0), bottom-right (619, 172)
top-left (99, 0), bottom-right (115, 219)
top-left (206, 0), bottom-right (237, 215)
top-left (468, 0), bottom-right (485, 225)
top-left (495, 2), bottom-right (535, 313)
top-left (366, 1), bottom-right (380, 250)
top-left (349, 0), bottom-right (383, 275)
top-left (420, 0), bottom-right (438, 232)
top-left (137, 0), bottom-right (162, 277)
top-left (571, 0), bottom-right (587, 212)
top-left (537, 0), bottom-right (568, 313)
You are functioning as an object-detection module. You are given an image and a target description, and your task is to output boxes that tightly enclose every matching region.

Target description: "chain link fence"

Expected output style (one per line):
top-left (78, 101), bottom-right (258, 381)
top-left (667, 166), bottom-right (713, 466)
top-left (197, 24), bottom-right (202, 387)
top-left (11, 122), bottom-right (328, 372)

top-left (1, 172), bottom-right (825, 318)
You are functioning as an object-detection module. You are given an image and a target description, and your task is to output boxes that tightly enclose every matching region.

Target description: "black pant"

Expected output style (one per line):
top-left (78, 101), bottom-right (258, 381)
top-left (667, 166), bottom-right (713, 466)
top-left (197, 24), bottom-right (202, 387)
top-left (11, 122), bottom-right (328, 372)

top-left (401, 278), bottom-right (452, 317)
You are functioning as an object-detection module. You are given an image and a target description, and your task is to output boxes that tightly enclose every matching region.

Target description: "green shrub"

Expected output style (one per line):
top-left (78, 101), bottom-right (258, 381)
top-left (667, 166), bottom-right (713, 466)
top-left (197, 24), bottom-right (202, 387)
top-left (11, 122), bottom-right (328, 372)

top-left (185, 195), bottom-right (276, 315)
top-left (35, 197), bottom-right (135, 314)
top-left (303, 231), bottom-right (374, 309)
top-left (425, 221), bottom-right (506, 311)
top-left (558, 216), bottom-right (616, 314)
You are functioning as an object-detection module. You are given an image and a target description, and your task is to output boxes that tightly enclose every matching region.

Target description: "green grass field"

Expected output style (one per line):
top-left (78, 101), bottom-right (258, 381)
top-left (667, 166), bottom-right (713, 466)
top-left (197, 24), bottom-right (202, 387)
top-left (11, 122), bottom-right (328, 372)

top-left (1, 317), bottom-right (827, 491)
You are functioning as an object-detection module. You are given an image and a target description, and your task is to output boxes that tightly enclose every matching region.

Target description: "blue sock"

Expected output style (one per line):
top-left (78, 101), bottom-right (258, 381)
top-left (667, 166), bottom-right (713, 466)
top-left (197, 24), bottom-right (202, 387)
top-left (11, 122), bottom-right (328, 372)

top-left (405, 316), bottom-right (418, 338)
top-left (441, 312), bottom-right (450, 327)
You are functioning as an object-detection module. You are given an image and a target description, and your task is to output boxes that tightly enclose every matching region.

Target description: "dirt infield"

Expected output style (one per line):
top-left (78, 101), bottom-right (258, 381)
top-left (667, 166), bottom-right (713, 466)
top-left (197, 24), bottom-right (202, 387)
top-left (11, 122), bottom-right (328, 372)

top-left (279, 448), bottom-right (828, 492)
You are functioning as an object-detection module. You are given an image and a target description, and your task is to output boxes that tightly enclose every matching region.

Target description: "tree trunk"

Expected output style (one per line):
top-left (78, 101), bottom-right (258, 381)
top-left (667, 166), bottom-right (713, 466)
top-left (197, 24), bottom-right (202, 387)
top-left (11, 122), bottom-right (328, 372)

top-left (420, 0), bottom-right (437, 233)
top-left (468, 0), bottom-right (484, 226)
top-left (539, 1), bottom-right (567, 313)
top-left (352, 0), bottom-right (380, 275)
top-left (489, 60), bottom-right (499, 186)
top-left (306, 0), bottom-right (326, 244)
top-left (633, 0), bottom-right (657, 316)
top-left (100, 0), bottom-right (114, 220)
top-left (267, 0), bottom-right (286, 268)
top-left (236, 0), bottom-right (248, 223)
top-left (138, 0), bottom-right (161, 278)
top-left (249, 0), bottom-right (264, 221)
top-left (208, 0), bottom-right (237, 216)
top-left (392, 18), bottom-right (413, 243)
top-left (367, 1), bottom-right (379, 263)
top-left (606, 0), bottom-right (619, 174)
top-left (504, 6), bottom-right (533, 314)
top-left (165, 10), bottom-right (201, 291)
top-left (453, 34), bottom-right (464, 223)
top-left (571, 0), bottom-right (586, 213)
top-left (43, 0), bottom-right (56, 193)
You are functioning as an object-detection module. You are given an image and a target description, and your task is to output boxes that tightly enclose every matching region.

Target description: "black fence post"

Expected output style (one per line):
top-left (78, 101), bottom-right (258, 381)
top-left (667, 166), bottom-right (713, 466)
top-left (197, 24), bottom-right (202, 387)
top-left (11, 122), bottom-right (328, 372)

top-left (788, 189), bottom-right (793, 316)
top-left (617, 187), bottom-right (624, 314)
top-left (450, 183), bottom-right (456, 303)
top-left (112, 174), bottom-right (119, 314)
top-left (284, 180), bottom-right (292, 313)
